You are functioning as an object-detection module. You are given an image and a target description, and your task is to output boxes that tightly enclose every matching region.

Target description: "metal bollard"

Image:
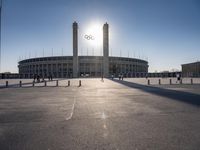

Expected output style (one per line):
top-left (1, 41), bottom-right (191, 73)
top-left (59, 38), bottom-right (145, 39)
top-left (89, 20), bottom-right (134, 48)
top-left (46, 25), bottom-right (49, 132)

top-left (19, 81), bottom-right (22, 87)
top-left (79, 80), bottom-right (81, 86)
top-left (147, 79), bottom-right (150, 85)
top-left (56, 80), bottom-right (58, 86)
top-left (68, 80), bottom-right (70, 86)
top-left (170, 79), bottom-right (172, 85)
top-left (6, 81), bottom-right (8, 87)
top-left (191, 78), bottom-right (193, 85)
top-left (44, 81), bottom-right (47, 87)
top-left (180, 79), bottom-right (182, 84)
top-left (32, 81), bottom-right (35, 87)
top-left (158, 79), bottom-right (161, 85)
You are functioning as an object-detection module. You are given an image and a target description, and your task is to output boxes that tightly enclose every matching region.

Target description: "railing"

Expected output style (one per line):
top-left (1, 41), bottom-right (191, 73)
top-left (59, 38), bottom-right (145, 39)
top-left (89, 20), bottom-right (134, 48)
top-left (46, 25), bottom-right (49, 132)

top-left (0, 79), bottom-right (83, 88)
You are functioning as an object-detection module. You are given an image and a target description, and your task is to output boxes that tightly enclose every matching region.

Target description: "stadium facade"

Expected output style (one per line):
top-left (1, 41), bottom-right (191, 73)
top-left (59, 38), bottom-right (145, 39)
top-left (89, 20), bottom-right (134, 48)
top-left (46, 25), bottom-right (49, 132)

top-left (18, 22), bottom-right (148, 78)
top-left (182, 61), bottom-right (200, 77)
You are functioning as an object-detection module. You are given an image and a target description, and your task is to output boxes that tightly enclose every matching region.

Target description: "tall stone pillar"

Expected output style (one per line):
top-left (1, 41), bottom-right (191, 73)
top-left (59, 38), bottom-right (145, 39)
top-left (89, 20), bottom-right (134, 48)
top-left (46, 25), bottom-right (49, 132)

top-left (103, 23), bottom-right (109, 77)
top-left (73, 22), bottom-right (78, 78)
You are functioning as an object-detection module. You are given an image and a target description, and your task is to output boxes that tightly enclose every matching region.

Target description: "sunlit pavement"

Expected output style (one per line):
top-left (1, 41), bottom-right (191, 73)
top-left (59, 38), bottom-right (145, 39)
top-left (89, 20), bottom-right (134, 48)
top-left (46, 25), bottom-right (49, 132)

top-left (0, 78), bottom-right (200, 150)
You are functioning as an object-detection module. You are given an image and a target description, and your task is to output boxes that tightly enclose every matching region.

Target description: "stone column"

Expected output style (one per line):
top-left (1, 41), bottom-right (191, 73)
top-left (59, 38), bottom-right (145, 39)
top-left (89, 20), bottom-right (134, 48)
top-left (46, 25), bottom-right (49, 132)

top-left (46, 64), bottom-right (49, 77)
top-left (61, 63), bottom-right (64, 78)
top-left (103, 23), bottom-right (109, 77)
top-left (73, 22), bottom-right (79, 78)
top-left (56, 63), bottom-right (58, 78)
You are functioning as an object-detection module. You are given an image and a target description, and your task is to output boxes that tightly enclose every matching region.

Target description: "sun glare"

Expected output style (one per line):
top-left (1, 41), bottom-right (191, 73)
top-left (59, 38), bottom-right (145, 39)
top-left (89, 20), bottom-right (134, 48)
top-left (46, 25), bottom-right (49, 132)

top-left (84, 23), bottom-right (103, 46)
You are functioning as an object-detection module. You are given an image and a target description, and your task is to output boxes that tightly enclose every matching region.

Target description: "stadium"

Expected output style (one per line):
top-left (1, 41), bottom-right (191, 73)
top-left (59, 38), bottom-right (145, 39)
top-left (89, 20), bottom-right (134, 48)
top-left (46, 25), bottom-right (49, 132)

top-left (18, 22), bottom-right (148, 78)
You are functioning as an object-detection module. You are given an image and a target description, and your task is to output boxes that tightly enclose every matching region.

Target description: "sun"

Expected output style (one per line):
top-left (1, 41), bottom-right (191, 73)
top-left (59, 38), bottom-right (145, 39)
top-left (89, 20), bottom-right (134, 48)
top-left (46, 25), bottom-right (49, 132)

top-left (84, 23), bottom-right (103, 46)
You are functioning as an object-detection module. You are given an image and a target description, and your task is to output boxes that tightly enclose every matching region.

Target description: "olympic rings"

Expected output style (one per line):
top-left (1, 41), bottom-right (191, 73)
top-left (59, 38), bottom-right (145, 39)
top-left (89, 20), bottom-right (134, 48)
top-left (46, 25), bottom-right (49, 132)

top-left (84, 34), bottom-right (95, 40)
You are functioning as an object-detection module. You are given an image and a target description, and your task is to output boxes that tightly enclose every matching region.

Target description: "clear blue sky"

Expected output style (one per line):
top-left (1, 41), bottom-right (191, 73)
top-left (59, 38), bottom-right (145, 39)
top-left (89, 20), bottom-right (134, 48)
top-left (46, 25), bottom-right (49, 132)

top-left (1, 0), bottom-right (200, 73)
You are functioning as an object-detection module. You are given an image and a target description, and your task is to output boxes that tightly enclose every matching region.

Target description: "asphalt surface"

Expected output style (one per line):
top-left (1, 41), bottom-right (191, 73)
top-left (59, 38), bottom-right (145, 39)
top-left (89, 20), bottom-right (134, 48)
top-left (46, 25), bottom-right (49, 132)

top-left (0, 78), bottom-right (200, 150)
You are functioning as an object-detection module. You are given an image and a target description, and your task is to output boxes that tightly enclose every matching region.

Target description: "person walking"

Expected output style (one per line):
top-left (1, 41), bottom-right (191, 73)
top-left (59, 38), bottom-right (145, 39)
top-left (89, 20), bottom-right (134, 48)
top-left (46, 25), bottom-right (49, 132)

top-left (118, 74), bottom-right (121, 80)
top-left (33, 74), bottom-right (36, 82)
top-left (101, 75), bottom-right (104, 82)
top-left (37, 75), bottom-right (40, 83)
top-left (176, 73), bottom-right (180, 83)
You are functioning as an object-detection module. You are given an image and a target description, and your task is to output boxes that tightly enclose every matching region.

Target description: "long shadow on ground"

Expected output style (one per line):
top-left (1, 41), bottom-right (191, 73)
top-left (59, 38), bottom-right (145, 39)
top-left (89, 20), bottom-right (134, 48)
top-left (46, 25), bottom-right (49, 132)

top-left (111, 79), bottom-right (200, 107)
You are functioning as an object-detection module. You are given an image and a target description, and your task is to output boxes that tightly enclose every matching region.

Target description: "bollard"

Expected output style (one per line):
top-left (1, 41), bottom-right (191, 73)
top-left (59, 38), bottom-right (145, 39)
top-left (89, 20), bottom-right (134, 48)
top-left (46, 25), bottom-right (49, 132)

top-left (68, 80), bottom-right (70, 86)
top-left (44, 81), bottom-right (47, 87)
top-left (19, 81), bottom-right (22, 87)
top-left (147, 79), bottom-right (150, 85)
top-left (180, 79), bottom-right (182, 84)
top-left (170, 79), bottom-right (172, 85)
top-left (158, 79), bottom-right (161, 85)
top-left (6, 81), bottom-right (8, 87)
top-left (191, 78), bottom-right (193, 85)
top-left (79, 80), bottom-right (81, 87)
top-left (56, 80), bottom-right (58, 86)
top-left (32, 81), bottom-right (35, 87)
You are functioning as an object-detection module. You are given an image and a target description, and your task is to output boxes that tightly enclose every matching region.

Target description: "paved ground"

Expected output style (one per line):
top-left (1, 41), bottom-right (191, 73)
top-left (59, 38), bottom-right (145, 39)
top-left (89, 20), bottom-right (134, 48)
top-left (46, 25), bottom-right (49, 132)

top-left (0, 78), bottom-right (200, 150)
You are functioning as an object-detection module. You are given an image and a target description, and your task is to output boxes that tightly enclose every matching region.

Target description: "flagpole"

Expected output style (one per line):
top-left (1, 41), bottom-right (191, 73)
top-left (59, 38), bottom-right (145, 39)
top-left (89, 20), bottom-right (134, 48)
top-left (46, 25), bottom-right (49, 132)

top-left (0, 0), bottom-right (2, 73)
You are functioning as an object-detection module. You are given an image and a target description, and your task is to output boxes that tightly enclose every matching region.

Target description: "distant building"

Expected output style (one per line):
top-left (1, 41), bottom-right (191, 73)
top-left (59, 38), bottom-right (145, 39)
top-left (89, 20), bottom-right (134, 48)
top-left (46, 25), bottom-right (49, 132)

top-left (18, 22), bottom-right (148, 78)
top-left (0, 73), bottom-right (21, 79)
top-left (147, 71), bottom-right (181, 78)
top-left (182, 61), bottom-right (200, 77)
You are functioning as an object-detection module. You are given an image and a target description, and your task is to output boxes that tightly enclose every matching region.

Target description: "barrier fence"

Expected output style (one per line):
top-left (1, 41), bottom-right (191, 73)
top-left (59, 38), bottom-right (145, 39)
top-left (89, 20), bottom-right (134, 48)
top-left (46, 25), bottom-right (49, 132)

top-left (0, 80), bottom-right (83, 88)
top-left (146, 78), bottom-right (197, 85)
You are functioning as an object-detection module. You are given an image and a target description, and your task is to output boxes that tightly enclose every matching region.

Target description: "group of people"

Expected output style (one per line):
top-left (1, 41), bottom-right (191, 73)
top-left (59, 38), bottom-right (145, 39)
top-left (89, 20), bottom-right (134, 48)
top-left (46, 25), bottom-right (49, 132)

top-left (33, 74), bottom-right (53, 83)
top-left (110, 74), bottom-right (124, 80)
top-left (33, 74), bottom-right (41, 83)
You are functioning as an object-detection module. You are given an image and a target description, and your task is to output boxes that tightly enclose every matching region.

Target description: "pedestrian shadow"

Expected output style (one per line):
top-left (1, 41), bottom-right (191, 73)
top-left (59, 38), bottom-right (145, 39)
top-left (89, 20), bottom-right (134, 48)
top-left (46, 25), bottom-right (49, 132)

top-left (111, 79), bottom-right (200, 107)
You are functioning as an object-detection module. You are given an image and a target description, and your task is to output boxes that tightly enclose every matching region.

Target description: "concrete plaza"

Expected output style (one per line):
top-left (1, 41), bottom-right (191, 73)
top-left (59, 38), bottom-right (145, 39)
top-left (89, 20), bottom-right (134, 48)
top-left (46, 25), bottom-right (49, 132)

top-left (0, 78), bottom-right (200, 150)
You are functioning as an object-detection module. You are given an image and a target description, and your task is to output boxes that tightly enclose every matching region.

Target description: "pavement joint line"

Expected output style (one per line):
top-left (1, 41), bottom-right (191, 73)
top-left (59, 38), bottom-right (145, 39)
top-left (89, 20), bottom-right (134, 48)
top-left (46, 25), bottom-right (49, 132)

top-left (65, 96), bottom-right (76, 120)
